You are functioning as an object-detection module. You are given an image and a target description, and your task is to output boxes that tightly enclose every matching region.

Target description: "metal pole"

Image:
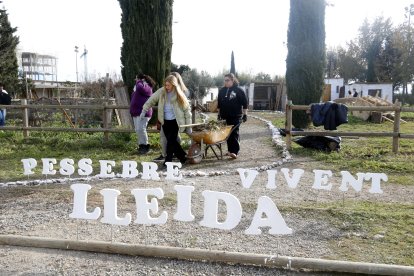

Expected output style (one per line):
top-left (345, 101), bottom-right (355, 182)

top-left (74, 46), bottom-right (79, 98)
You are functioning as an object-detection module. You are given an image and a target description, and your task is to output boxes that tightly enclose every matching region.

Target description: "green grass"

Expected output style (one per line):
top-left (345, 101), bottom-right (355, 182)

top-left (262, 110), bottom-right (414, 266)
top-left (268, 112), bottom-right (414, 186)
top-left (1, 111), bottom-right (413, 266)
top-left (0, 128), bottom-right (192, 181)
top-left (281, 201), bottom-right (414, 265)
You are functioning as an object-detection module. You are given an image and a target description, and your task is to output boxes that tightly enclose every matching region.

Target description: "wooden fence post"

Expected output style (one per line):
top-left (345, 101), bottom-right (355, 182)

top-left (103, 102), bottom-right (109, 142)
top-left (191, 99), bottom-right (196, 124)
top-left (286, 100), bottom-right (293, 150)
top-left (392, 101), bottom-right (401, 153)
top-left (22, 99), bottom-right (29, 138)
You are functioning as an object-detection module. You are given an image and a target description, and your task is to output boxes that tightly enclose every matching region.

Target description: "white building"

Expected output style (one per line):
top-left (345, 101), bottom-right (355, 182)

top-left (324, 78), bottom-right (344, 101)
top-left (324, 78), bottom-right (393, 103)
top-left (201, 87), bottom-right (219, 104)
top-left (344, 82), bottom-right (393, 103)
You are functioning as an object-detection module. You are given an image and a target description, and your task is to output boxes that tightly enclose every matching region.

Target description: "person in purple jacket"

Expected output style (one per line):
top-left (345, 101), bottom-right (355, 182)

top-left (130, 73), bottom-right (156, 154)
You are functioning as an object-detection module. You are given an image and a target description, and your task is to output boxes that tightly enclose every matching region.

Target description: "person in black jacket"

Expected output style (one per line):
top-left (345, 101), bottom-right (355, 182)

top-left (217, 73), bottom-right (248, 159)
top-left (0, 83), bottom-right (11, 126)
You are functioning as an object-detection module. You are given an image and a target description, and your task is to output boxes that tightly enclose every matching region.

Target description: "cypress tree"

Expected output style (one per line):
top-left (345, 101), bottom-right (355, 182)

top-left (0, 2), bottom-right (19, 94)
top-left (230, 51), bottom-right (236, 75)
top-left (118, 0), bottom-right (173, 92)
top-left (286, 0), bottom-right (326, 128)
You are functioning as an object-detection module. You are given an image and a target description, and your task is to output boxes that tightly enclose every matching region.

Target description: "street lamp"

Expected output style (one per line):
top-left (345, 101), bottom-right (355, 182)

top-left (74, 46), bottom-right (79, 83)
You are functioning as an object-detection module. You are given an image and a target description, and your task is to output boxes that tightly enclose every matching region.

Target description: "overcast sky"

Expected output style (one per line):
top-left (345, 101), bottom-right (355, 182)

top-left (2, 0), bottom-right (413, 82)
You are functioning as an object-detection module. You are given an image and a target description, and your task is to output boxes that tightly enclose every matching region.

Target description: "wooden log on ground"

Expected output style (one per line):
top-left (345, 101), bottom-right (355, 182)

top-left (1, 235), bottom-right (414, 275)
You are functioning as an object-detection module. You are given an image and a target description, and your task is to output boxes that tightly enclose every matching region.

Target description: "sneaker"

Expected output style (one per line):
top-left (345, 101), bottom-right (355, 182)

top-left (160, 163), bottom-right (167, 171)
top-left (138, 144), bottom-right (150, 155)
top-left (153, 154), bottom-right (165, 162)
top-left (179, 157), bottom-right (187, 165)
top-left (229, 153), bottom-right (237, 159)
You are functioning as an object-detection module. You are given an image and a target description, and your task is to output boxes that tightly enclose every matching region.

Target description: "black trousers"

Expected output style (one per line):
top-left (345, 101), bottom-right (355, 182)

top-left (162, 119), bottom-right (186, 163)
top-left (225, 116), bottom-right (242, 155)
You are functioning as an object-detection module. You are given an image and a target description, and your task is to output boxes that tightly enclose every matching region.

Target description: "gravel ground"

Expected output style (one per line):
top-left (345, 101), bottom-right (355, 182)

top-left (0, 113), bottom-right (412, 275)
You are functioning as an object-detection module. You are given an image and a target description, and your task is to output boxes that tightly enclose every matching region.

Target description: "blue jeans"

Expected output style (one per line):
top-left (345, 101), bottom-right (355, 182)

top-left (133, 116), bottom-right (150, 145)
top-left (0, 110), bottom-right (5, 126)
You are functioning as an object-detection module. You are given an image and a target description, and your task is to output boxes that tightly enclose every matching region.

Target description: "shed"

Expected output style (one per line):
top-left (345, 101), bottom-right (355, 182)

top-left (245, 82), bottom-right (286, 111)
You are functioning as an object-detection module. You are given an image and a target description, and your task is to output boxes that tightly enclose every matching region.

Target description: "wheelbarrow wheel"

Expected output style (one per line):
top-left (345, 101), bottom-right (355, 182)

top-left (187, 143), bottom-right (203, 164)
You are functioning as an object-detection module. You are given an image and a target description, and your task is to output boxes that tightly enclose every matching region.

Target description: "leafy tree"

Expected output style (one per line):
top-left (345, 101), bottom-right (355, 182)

top-left (254, 72), bottom-right (272, 82)
top-left (182, 69), bottom-right (214, 100)
top-left (273, 75), bottom-right (286, 84)
top-left (15, 77), bottom-right (35, 99)
top-left (286, 0), bottom-right (326, 128)
top-left (0, 2), bottom-right (19, 95)
top-left (237, 71), bottom-right (254, 86)
top-left (376, 31), bottom-right (404, 87)
top-left (212, 69), bottom-right (228, 88)
top-left (118, 0), bottom-right (173, 93)
top-left (325, 47), bottom-right (339, 78)
top-left (336, 42), bottom-right (365, 83)
top-left (230, 51), bottom-right (236, 75)
top-left (80, 77), bottom-right (115, 98)
top-left (358, 17), bottom-right (393, 82)
top-left (171, 63), bottom-right (190, 75)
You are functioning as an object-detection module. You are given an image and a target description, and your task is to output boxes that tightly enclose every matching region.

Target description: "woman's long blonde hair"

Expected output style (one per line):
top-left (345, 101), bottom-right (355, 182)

top-left (170, 72), bottom-right (188, 93)
top-left (164, 75), bottom-right (189, 109)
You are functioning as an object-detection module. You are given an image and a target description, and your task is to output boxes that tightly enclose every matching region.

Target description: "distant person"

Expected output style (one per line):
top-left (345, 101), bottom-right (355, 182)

top-left (141, 75), bottom-right (192, 167)
top-left (0, 83), bottom-right (11, 126)
top-left (130, 74), bottom-right (156, 154)
top-left (153, 72), bottom-right (188, 162)
top-left (353, 89), bottom-right (359, 97)
top-left (217, 73), bottom-right (248, 159)
top-left (348, 90), bottom-right (352, 97)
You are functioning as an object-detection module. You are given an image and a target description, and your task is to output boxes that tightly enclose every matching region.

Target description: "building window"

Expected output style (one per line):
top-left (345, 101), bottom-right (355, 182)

top-left (368, 89), bottom-right (381, 97)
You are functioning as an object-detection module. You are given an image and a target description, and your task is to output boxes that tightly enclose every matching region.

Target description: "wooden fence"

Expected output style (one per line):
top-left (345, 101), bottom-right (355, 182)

top-left (0, 99), bottom-right (200, 141)
top-left (0, 100), bottom-right (156, 141)
top-left (285, 101), bottom-right (414, 153)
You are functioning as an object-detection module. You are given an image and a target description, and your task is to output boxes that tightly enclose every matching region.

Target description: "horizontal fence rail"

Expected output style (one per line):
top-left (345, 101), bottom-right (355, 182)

top-left (285, 101), bottom-right (414, 153)
top-left (0, 100), bottom-right (159, 140)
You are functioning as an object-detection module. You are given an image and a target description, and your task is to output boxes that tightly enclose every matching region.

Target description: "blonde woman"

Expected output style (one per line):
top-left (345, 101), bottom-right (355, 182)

top-left (170, 72), bottom-right (189, 96)
top-left (141, 75), bottom-right (192, 167)
top-left (153, 72), bottom-right (188, 162)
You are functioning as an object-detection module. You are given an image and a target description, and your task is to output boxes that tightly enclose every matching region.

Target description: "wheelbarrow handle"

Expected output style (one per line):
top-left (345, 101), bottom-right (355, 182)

top-left (179, 123), bottom-right (206, 128)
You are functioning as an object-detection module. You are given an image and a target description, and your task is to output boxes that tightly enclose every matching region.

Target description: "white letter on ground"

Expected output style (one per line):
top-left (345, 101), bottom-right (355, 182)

top-left (131, 188), bottom-right (167, 225)
top-left (237, 168), bottom-right (259, 188)
top-left (174, 185), bottom-right (195, 221)
top-left (280, 168), bottom-right (304, 189)
top-left (41, 158), bottom-right (57, 175)
top-left (59, 158), bottom-right (75, 176)
top-left (339, 171), bottom-right (365, 192)
top-left (21, 158), bottom-right (37, 175)
top-left (98, 160), bottom-right (115, 178)
top-left (245, 196), bottom-right (292, 235)
top-left (165, 162), bottom-right (182, 181)
top-left (266, 170), bottom-right (278, 189)
top-left (141, 162), bottom-right (161, 180)
top-left (312, 169), bottom-right (333, 191)
top-left (100, 189), bottom-right (131, 225)
top-left (365, 173), bottom-right (387, 194)
top-left (199, 190), bottom-right (242, 230)
top-left (121, 161), bottom-right (139, 178)
top-left (78, 158), bottom-right (93, 176)
top-left (69, 184), bottom-right (101, 220)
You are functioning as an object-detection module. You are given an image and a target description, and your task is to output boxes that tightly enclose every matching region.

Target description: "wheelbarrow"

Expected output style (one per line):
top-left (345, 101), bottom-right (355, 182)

top-left (181, 122), bottom-right (239, 164)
